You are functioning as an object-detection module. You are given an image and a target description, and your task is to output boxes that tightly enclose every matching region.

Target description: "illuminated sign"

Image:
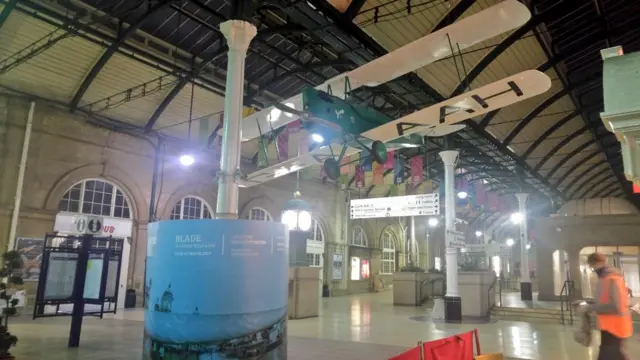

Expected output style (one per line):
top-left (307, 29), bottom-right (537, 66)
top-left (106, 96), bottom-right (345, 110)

top-left (350, 194), bottom-right (439, 219)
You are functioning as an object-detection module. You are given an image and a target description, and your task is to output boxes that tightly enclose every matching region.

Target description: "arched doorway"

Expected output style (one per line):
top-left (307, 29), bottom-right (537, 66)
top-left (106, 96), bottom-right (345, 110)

top-left (54, 179), bottom-right (134, 310)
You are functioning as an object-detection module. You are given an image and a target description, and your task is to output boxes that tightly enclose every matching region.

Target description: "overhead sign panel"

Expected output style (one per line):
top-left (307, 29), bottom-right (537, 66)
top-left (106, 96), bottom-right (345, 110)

top-left (446, 229), bottom-right (466, 249)
top-left (350, 194), bottom-right (439, 219)
top-left (464, 243), bottom-right (512, 256)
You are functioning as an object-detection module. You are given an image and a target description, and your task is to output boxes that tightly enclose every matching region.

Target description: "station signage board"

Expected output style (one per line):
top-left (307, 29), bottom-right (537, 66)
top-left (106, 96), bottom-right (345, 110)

top-left (350, 194), bottom-right (439, 219)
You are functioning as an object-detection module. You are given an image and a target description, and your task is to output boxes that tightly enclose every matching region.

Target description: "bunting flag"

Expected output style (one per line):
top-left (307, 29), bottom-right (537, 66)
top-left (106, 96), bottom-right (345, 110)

top-left (287, 119), bottom-right (302, 134)
top-left (498, 197), bottom-right (509, 213)
top-left (372, 161), bottom-right (385, 185)
top-left (340, 155), bottom-right (354, 175)
top-left (355, 165), bottom-right (365, 188)
top-left (394, 156), bottom-right (405, 184)
top-left (634, 183), bottom-right (640, 193)
top-left (468, 182), bottom-right (478, 211)
top-left (198, 115), bottom-right (210, 146)
top-left (383, 151), bottom-right (395, 170)
top-left (359, 153), bottom-right (373, 172)
top-left (276, 127), bottom-right (289, 160)
top-left (422, 179), bottom-right (434, 193)
top-left (389, 184), bottom-right (399, 196)
top-left (487, 191), bottom-right (499, 210)
top-left (298, 133), bottom-right (309, 155)
top-left (257, 140), bottom-right (268, 167)
top-left (410, 156), bottom-right (423, 185)
top-left (475, 181), bottom-right (486, 207)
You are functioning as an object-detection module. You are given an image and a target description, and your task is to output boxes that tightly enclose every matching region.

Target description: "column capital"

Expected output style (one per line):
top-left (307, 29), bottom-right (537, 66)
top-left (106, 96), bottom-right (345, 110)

top-left (438, 150), bottom-right (459, 166)
top-left (515, 193), bottom-right (528, 204)
top-left (220, 20), bottom-right (257, 52)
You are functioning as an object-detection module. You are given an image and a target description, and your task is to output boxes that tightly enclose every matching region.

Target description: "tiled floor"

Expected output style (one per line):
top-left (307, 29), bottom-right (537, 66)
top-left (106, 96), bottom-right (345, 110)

top-left (9, 292), bottom-right (640, 359)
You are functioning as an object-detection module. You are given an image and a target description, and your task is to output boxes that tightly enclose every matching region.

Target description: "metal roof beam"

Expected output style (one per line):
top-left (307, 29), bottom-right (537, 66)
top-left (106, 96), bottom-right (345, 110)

top-left (70, 0), bottom-right (172, 111)
top-left (562, 159), bottom-right (609, 195)
top-left (544, 140), bottom-right (597, 181)
top-left (602, 187), bottom-right (621, 198)
top-left (522, 108), bottom-right (589, 159)
top-left (577, 173), bottom-right (615, 199)
top-left (571, 167), bottom-right (612, 198)
top-left (0, 0), bottom-right (18, 31)
top-left (503, 73), bottom-right (601, 146)
top-left (431, 0), bottom-right (476, 33)
top-left (344, 0), bottom-right (368, 20)
top-left (594, 182), bottom-right (619, 198)
top-left (533, 127), bottom-right (589, 172)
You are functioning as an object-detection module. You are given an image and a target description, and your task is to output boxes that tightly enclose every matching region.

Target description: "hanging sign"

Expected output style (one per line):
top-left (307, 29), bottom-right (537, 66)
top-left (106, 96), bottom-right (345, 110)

top-left (445, 229), bottom-right (466, 249)
top-left (464, 243), bottom-right (512, 256)
top-left (350, 193), bottom-right (439, 219)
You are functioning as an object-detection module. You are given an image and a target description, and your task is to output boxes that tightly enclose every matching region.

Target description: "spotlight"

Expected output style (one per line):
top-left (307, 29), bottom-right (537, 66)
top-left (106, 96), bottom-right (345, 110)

top-left (179, 154), bottom-right (195, 166)
top-left (457, 191), bottom-right (468, 199)
top-left (506, 238), bottom-right (514, 247)
top-left (510, 212), bottom-right (523, 224)
top-left (526, 244), bottom-right (531, 250)
top-left (475, 230), bottom-right (482, 237)
top-left (428, 217), bottom-right (439, 227)
top-left (311, 133), bottom-right (324, 143)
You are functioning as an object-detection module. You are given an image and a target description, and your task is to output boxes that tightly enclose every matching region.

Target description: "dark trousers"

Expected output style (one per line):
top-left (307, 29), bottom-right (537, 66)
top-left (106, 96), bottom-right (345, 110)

top-left (598, 331), bottom-right (628, 360)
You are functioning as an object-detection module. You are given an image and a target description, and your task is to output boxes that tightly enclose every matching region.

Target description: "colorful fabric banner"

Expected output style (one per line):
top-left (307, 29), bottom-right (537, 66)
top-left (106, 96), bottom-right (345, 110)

top-left (389, 184), bottom-right (399, 196)
top-left (487, 192), bottom-right (499, 210)
top-left (383, 151), bottom-right (395, 170)
top-left (394, 156), bottom-right (405, 185)
top-left (410, 156), bottom-right (423, 185)
top-left (475, 181), bottom-right (486, 206)
top-left (287, 119), bottom-right (302, 134)
top-left (277, 128), bottom-right (289, 160)
top-left (340, 155), bottom-right (354, 175)
top-left (198, 115), bottom-right (210, 146)
top-left (634, 183), bottom-right (640, 193)
top-left (359, 153), bottom-right (373, 172)
top-left (298, 133), bottom-right (309, 155)
top-left (373, 161), bottom-right (385, 185)
top-left (257, 139), bottom-right (268, 167)
top-left (355, 165), bottom-right (365, 188)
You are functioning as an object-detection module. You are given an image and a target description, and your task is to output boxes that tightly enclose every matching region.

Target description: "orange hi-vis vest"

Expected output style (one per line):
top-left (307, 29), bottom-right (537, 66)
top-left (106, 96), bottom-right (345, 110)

top-left (597, 272), bottom-right (633, 339)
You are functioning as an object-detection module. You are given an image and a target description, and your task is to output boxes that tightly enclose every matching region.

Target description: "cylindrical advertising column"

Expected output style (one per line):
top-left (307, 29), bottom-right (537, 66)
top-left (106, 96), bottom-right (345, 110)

top-left (144, 219), bottom-right (289, 359)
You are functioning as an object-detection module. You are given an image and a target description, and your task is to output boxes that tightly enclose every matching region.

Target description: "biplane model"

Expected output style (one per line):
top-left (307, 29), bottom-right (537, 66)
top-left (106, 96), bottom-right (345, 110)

top-left (236, 0), bottom-right (552, 186)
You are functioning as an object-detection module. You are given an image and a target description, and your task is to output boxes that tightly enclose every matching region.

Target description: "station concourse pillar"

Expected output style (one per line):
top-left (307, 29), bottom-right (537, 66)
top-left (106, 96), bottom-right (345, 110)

top-left (516, 193), bottom-right (532, 300)
top-left (439, 150), bottom-right (462, 322)
top-left (215, 20), bottom-right (257, 218)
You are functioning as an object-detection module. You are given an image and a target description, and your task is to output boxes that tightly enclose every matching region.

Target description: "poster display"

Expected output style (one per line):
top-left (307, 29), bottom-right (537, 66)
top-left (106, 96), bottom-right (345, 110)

top-left (144, 219), bottom-right (289, 360)
top-left (350, 256), bottom-right (361, 281)
top-left (361, 259), bottom-right (371, 280)
top-left (43, 253), bottom-right (78, 300)
top-left (83, 253), bottom-right (104, 300)
top-left (332, 254), bottom-right (343, 280)
top-left (105, 255), bottom-right (120, 298)
top-left (14, 238), bottom-right (44, 281)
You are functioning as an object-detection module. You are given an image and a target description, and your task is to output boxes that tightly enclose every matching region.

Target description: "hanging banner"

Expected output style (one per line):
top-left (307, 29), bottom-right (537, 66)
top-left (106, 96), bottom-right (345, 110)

top-left (144, 220), bottom-right (289, 360)
top-left (410, 156), bottom-right (423, 185)
top-left (383, 151), bottom-right (395, 170)
top-left (372, 162), bottom-right (385, 185)
top-left (277, 129), bottom-right (289, 160)
top-left (359, 153), bottom-right (373, 172)
top-left (340, 155), bottom-right (354, 175)
top-left (355, 165), bottom-right (365, 188)
top-left (394, 156), bottom-right (405, 184)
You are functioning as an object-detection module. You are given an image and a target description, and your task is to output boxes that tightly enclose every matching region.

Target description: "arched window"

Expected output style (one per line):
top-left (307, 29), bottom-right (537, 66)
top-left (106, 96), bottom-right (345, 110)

top-left (306, 217), bottom-right (325, 267)
top-left (351, 226), bottom-right (368, 247)
top-left (381, 231), bottom-right (396, 274)
top-left (170, 196), bottom-right (213, 220)
top-left (58, 179), bottom-right (131, 218)
top-left (249, 207), bottom-right (272, 221)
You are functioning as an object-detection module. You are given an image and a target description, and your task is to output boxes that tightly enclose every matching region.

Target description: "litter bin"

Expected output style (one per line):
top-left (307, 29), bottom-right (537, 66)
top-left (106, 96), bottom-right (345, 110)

top-left (124, 289), bottom-right (137, 308)
top-left (322, 284), bottom-right (330, 298)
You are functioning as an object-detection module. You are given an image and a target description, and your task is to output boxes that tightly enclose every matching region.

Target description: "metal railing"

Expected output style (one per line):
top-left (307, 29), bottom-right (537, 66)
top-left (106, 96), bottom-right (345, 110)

top-left (418, 277), bottom-right (446, 305)
top-left (560, 280), bottom-right (576, 325)
top-left (486, 276), bottom-right (498, 317)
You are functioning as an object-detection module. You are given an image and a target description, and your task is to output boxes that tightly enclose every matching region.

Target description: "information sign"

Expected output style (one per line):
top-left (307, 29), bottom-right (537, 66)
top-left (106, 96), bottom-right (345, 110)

top-left (445, 229), bottom-right (466, 249)
top-left (350, 194), bottom-right (439, 219)
top-left (73, 215), bottom-right (104, 235)
top-left (464, 243), bottom-right (511, 256)
top-left (43, 253), bottom-right (78, 300)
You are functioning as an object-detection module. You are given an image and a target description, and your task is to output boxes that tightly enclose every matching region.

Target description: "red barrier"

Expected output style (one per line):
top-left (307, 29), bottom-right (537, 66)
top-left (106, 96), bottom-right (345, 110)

top-left (388, 330), bottom-right (481, 360)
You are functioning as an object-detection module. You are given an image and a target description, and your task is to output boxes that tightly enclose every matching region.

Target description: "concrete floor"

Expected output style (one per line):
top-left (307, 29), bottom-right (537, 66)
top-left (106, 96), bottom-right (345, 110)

top-left (9, 292), bottom-right (640, 359)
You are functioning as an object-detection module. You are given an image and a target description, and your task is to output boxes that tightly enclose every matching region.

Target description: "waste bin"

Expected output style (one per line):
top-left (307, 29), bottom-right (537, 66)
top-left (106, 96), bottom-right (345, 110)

top-left (322, 284), bottom-right (330, 298)
top-left (124, 289), bottom-right (137, 308)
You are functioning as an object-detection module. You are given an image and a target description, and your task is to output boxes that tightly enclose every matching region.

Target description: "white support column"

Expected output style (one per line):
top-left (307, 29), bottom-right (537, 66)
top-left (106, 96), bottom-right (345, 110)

top-left (439, 150), bottom-right (459, 297)
top-left (410, 216), bottom-right (417, 265)
top-left (516, 193), bottom-right (530, 282)
top-left (215, 20), bottom-right (257, 218)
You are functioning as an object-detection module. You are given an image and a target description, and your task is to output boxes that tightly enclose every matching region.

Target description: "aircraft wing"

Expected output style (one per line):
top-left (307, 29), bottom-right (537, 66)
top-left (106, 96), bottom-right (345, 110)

top-left (344, 0), bottom-right (530, 89)
top-left (238, 145), bottom-right (361, 188)
top-left (361, 70), bottom-right (552, 142)
top-left (240, 0), bottom-right (530, 142)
